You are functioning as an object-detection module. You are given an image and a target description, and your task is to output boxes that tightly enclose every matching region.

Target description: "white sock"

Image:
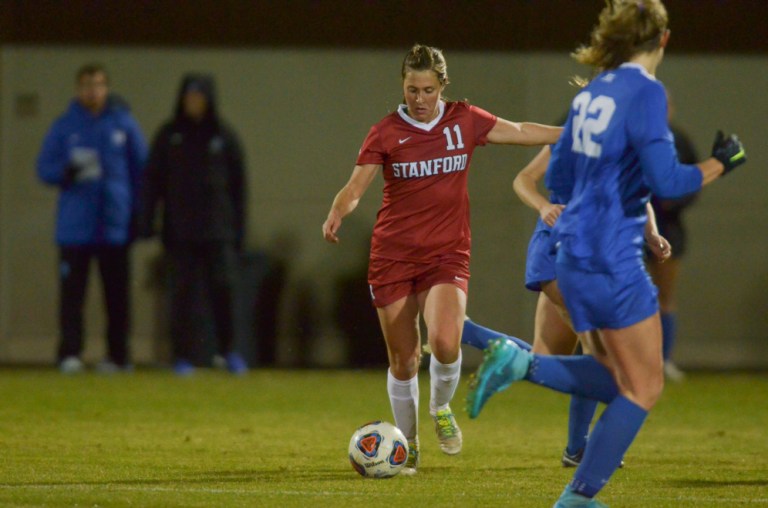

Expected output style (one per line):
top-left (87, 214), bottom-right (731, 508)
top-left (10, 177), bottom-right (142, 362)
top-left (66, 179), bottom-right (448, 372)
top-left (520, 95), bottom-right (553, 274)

top-left (387, 369), bottom-right (419, 441)
top-left (430, 350), bottom-right (462, 414)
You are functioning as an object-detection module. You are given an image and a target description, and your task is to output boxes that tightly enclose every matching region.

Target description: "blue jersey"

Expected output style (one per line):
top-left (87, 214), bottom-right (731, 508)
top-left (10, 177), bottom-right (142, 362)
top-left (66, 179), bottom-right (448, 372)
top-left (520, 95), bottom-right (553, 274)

top-left (552, 63), bottom-right (702, 273)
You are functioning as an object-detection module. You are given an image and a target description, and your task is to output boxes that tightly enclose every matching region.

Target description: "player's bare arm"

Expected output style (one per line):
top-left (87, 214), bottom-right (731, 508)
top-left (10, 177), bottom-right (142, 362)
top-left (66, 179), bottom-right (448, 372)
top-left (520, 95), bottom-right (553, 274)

top-left (512, 145), bottom-right (563, 227)
top-left (322, 164), bottom-right (380, 244)
top-left (486, 118), bottom-right (562, 146)
top-left (697, 157), bottom-right (725, 185)
top-left (644, 202), bottom-right (671, 262)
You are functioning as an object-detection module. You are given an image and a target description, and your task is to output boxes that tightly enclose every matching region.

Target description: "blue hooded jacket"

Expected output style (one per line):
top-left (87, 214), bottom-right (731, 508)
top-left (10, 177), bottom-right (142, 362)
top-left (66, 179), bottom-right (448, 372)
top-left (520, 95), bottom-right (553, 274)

top-left (37, 96), bottom-right (148, 246)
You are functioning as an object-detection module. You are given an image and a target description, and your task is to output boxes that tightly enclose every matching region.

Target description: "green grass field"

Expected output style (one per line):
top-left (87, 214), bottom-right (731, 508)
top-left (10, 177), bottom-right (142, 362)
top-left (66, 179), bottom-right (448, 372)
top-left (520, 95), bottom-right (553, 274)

top-left (0, 368), bottom-right (765, 507)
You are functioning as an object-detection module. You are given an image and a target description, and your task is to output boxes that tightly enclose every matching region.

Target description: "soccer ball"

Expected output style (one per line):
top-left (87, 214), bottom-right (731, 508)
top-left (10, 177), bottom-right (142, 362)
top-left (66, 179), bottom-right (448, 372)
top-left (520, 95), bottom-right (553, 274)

top-left (348, 420), bottom-right (409, 478)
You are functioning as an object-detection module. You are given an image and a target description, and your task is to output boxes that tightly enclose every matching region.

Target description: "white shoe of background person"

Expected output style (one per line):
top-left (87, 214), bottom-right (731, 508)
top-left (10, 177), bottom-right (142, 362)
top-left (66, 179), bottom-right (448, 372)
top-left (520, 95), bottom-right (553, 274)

top-left (59, 356), bottom-right (84, 374)
top-left (664, 360), bottom-right (686, 382)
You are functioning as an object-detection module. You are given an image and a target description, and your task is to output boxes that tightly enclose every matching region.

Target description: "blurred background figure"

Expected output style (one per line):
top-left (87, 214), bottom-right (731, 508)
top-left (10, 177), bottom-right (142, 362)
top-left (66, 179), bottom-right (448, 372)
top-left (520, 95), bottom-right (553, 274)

top-left (139, 73), bottom-right (247, 376)
top-left (36, 63), bottom-right (148, 374)
top-left (647, 90), bottom-right (700, 382)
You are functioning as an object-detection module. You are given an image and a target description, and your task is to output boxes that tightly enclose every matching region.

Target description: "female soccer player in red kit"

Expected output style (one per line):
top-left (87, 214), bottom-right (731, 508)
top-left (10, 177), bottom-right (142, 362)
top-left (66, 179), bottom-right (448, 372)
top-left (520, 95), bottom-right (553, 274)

top-left (322, 44), bottom-right (562, 474)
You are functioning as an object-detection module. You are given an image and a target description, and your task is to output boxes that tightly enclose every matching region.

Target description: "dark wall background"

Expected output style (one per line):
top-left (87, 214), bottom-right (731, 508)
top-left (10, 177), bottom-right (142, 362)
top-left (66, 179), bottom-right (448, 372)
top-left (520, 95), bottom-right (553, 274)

top-left (2, 0), bottom-right (766, 53)
top-left (1, 1), bottom-right (765, 368)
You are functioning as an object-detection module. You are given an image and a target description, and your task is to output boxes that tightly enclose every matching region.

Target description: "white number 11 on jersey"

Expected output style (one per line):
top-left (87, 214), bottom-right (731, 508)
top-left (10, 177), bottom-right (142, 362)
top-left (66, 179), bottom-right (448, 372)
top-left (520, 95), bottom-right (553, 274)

top-left (571, 91), bottom-right (616, 158)
top-left (443, 125), bottom-right (465, 150)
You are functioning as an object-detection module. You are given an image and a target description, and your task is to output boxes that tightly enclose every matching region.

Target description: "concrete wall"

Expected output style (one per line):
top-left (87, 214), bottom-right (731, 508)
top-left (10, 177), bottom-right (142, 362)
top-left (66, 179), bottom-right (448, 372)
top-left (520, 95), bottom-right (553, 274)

top-left (1, 46), bottom-right (766, 368)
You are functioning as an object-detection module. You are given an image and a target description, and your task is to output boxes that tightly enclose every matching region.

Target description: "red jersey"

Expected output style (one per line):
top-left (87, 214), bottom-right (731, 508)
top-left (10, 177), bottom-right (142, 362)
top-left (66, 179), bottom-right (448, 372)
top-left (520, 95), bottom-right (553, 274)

top-left (357, 101), bottom-right (497, 263)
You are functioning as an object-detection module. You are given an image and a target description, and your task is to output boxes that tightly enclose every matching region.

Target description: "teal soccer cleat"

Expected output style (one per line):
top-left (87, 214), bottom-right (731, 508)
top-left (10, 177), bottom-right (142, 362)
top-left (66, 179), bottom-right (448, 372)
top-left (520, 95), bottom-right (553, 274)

top-left (465, 338), bottom-right (532, 419)
top-left (553, 486), bottom-right (608, 507)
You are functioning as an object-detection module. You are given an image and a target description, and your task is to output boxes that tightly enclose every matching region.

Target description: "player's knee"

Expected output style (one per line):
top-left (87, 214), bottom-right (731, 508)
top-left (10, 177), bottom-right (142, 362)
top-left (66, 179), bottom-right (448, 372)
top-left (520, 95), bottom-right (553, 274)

top-left (388, 350), bottom-right (421, 379)
top-left (427, 336), bottom-right (460, 364)
top-left (627, 373), bottom-right (664, 410)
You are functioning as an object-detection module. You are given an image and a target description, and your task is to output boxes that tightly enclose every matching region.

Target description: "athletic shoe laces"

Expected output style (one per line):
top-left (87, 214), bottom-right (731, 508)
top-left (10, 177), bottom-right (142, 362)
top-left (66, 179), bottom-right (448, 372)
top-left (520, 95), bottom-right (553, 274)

top-left (434, 410), bottom-right (458, 438)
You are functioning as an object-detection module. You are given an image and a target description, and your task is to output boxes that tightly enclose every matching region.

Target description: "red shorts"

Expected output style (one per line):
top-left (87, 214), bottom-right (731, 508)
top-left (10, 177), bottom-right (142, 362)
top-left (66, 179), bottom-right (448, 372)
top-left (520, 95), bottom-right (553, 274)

top-left (367, 254), bottom-right (470, 308)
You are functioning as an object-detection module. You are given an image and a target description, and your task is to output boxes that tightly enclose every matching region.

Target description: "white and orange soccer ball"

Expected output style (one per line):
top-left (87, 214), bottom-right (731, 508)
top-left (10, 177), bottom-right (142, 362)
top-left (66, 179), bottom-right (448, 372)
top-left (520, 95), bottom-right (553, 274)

top-left (348, 421), bottom-right (408, 478)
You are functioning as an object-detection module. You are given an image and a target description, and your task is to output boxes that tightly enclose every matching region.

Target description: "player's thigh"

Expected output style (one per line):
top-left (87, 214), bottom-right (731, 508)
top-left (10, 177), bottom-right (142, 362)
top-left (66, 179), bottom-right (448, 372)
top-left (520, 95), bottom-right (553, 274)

top-left (376, 295), bottom-right (421, 370)
top-left (533, 291), bottom-right (577, 355)
top-left (600, 313), bottom-right (664, 409)
top-left (417, 283), bottom-right (466, 361)
top-left (579, 329), bottom-right (609, 359)
top-left (540, 278), bottom-right (567, 309)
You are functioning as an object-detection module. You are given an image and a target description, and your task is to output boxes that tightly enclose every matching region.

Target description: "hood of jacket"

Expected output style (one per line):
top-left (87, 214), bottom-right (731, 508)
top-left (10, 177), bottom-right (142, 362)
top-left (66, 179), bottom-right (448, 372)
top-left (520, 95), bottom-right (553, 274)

top-left (173, 73), bottom-right (219, 127)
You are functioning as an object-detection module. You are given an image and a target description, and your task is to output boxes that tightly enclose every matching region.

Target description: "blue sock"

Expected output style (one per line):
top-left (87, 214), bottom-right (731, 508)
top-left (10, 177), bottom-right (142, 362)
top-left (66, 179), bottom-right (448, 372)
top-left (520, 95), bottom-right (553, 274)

top-left (661, 312), bottom-right (676, 361)
top-left (461, 319), bottom-right (532, 351)
top-left (570, 395), bottom-right (648, 498)
top-left (525, 354), bottom-right (618, 403)
top-left (566, 394), bottom-right (598, 455)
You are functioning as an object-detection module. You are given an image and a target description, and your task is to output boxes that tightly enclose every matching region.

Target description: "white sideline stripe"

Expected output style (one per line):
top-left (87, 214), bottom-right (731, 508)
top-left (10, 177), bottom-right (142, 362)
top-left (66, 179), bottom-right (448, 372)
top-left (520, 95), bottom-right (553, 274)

top-left (0, 484), bottom-right (766, 503)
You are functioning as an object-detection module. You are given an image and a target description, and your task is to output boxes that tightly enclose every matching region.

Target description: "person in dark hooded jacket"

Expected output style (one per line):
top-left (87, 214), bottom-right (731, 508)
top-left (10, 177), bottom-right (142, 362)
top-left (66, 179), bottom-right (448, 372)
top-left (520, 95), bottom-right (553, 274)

top-left (139, 73), bottom-right (247, 375)
top-left (37, 63), bottom-right (147, 374)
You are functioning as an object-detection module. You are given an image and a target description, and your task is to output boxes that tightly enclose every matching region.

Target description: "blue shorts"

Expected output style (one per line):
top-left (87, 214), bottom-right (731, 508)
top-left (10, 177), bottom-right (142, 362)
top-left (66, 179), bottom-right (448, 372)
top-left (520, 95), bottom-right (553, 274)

top-left (525, 228), bottom-right (556, 292)
top-left (556, 262), bottom-right (658, 333)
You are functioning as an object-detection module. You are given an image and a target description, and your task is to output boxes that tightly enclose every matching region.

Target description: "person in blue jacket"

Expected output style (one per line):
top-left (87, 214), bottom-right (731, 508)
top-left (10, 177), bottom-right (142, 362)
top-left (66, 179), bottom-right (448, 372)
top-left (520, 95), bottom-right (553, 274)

top-left (37, 63), bottom-right (147, 374)
top-left (465, 1), bottom-right (746, 506)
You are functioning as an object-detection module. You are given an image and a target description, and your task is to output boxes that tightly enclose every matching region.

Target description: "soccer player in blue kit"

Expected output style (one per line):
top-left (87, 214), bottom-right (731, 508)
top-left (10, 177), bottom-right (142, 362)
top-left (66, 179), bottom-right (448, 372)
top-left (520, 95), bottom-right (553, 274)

top-left (461, 143), bottom-right (670, 468)
top-left (465, 1), bottom-right (747, 506)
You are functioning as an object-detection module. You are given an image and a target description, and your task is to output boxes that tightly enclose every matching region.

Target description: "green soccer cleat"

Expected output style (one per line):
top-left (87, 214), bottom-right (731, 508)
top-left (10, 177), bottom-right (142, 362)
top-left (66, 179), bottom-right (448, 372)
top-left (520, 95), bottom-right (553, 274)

top-left (465, 338), bottom-right (532, 419)
top-left (432, 406), bottom-right (462, 455)
top-left (400, 437), bottom-right (420, 476)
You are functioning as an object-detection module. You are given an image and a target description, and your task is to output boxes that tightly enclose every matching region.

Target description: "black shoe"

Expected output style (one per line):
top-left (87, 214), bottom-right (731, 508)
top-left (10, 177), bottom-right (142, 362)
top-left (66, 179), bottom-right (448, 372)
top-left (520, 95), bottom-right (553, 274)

top-left (562, 447), bottom-right (584, 468)
top-left (562, 447), bottom-right (624, 468)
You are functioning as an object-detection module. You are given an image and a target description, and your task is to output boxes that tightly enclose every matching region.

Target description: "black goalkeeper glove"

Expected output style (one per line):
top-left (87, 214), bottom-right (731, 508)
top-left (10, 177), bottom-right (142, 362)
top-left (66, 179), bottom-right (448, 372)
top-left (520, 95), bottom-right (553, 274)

top-left (711, 130), bottom-right (746, 175)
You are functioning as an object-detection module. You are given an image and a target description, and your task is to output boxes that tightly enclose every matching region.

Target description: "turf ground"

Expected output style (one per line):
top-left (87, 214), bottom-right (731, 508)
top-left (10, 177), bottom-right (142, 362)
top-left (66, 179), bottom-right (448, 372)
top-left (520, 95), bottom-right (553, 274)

top-left (0, 368), bottom-right (765, 507)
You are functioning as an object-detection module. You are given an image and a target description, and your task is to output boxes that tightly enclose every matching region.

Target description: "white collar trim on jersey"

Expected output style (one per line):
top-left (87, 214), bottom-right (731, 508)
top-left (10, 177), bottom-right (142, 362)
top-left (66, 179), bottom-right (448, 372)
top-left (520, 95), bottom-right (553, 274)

top-left (397, 101), bottom-right (446, 131)
top-left (619, 62), bottom-right (656, 81)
